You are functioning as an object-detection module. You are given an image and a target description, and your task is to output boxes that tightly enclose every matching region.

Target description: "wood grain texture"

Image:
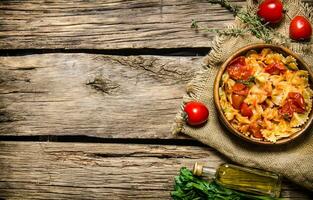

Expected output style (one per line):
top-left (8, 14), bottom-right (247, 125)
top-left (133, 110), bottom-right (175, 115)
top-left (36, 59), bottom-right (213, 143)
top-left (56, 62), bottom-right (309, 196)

top-left (0, 141), bottom-right (310, 199)
top-left (0, 54), bottom-right (201, 138)
top-left (0, 0), bottom-right (246, 49)
top-left (1, 0), bottom-right (313, 50)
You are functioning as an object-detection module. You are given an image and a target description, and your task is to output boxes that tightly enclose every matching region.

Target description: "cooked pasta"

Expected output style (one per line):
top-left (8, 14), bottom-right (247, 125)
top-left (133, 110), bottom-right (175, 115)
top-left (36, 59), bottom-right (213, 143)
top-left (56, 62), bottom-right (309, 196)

top-left (219, 48), bottom-right (312, 143)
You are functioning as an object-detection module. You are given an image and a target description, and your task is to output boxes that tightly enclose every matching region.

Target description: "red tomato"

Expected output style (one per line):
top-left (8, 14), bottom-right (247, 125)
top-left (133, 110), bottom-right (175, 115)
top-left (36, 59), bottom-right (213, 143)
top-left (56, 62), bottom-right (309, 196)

top-left (249, 122), bottom-right (263, 138)
top-left (264, 62), bottom-right (286, 75)
top-left (227, 56), bottom-right (253, 80)
top-left (231, 94), bottom-right (245, 110)
top-left (279, 99), bottom-right (296, 119)
top-left (289, 16), bottom-right (312, 41)
top-left (184, 101), bottom-right (209, 126)
top-left (232, 83), bottom-right (249, 96)
top-left (288, 92), bottom-right (306, 111)
top-left (229, 56), bottom-right (246, 66)
top-left (257, 0), bottom-right (284, 24)
top-left (240, 103), bottom-right (253, 118)
top-left (279, 92), bottom-right (306, 119)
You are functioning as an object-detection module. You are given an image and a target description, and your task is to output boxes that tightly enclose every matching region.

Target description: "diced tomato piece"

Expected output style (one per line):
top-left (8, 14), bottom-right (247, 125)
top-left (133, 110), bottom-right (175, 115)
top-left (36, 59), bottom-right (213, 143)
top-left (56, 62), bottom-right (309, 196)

top-left (293, 106), bottom-right (306, 114)
top-left (288, 92), bottom-right (306, 111)
top-left (279, 92), bottom-right (306, 120)
top-left (233, 83), bottom-right (246, 91)
top-left (279, 99), bottom-right (295, 119)
top-left (229, 56), bottom-right (246, 66)
top-left (232, 83), bottom-right (249, 96)
top-left (240, 103), bottom-right (253, 118)
top-left (264, 62), bottom-right (286, 75)
top-left (227, 56), bottom-right (253, 80)
top-left (231, 94), bottom-right (245, 110)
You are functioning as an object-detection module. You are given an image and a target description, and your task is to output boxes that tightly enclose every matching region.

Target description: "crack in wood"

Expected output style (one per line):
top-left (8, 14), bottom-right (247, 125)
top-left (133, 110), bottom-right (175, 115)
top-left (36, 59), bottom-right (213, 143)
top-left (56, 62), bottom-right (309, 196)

top-left (0, 90), bottom-right (47, 95)
top-left (48, 151), bottom-right (192, 160)
top-left (7, 67), bottom-right (37, 71)
top-left (109, 56), bottom-right (194, 83)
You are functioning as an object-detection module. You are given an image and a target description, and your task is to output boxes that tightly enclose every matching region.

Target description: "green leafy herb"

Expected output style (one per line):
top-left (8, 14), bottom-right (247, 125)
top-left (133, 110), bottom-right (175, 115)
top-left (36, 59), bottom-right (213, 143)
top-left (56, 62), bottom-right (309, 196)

top-left (171, 167), bottom-right (282, 200)
top-left (237, 76), bottom-right (255, 87)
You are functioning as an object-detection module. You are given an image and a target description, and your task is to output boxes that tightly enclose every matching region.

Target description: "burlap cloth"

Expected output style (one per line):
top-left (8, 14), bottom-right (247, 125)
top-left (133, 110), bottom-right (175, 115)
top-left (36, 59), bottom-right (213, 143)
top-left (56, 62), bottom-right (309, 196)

top-left (172, 0), bottom-right (313, 190)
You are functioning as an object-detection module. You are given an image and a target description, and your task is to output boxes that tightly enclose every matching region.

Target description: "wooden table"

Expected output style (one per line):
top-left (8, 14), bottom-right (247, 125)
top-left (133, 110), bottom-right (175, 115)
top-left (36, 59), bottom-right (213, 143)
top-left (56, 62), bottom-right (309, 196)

top-left (0, 0), bottom-right (312, 199)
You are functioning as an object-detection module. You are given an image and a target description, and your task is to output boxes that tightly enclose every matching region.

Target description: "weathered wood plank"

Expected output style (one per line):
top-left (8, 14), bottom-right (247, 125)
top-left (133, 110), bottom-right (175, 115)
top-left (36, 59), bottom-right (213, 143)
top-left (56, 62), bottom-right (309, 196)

top-left (1, 0), bottom-right (313, 50)
top-left (0, 54), bottom-right (201, 138)
top-left (0, 0), bottom-right (246, 49)
top-left (0, 142), bottom-right (310, 199)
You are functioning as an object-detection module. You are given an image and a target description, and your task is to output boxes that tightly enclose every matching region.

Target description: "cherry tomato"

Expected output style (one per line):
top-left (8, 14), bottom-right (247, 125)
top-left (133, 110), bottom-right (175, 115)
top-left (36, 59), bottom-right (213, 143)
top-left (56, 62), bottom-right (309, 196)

top-left (279, 99), bottom-right (296, 119)
top-left (279, 92), bottom-right (306, 120)
top-left (249, 122), bottom-right (263, 138)
top-left (264, 62), bottom-right (286, 75)
top-left (257, 0), bottom-right (284, 24)
top-left (184, 101), bottom-right (209, 126)
top-left (227, 56), bottom-right (253, 80)
top-left (288, 92), bottom-right (306, 111)
top-left (289, 16), bottom-right (312, 41)
top-left (232, 83), bottom-right (249, 96)
top-left (240, 103), bottom-right (253, 118)
top-left (231, 94), bottom-right (245, 110)
top-left (229, 56), bottom-right (246, 66)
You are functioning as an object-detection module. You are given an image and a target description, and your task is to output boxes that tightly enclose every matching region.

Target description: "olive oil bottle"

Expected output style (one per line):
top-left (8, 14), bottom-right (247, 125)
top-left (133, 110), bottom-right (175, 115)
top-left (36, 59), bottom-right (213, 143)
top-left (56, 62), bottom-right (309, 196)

top-left (193, 162), bottom-right (282, 198)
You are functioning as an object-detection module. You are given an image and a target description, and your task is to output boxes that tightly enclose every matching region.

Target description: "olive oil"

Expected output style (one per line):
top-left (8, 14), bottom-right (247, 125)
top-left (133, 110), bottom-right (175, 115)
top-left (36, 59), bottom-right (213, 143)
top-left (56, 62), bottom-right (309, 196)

top-left (193, 163), bottom-right (282, 197)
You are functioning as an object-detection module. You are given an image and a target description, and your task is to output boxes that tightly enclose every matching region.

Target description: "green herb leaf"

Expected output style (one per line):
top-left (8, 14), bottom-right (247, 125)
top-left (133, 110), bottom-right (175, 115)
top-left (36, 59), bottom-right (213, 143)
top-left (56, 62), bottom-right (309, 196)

top-left (237, 76), bottom-right (255, 87)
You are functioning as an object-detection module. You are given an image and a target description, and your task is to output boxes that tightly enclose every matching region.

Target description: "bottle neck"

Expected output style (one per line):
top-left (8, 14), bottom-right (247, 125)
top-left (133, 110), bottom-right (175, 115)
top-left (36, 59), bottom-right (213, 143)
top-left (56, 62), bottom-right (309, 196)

top-left (193, 162), bottom-right (216, 179)
top-left (202, 166), bottom-right (216, 178)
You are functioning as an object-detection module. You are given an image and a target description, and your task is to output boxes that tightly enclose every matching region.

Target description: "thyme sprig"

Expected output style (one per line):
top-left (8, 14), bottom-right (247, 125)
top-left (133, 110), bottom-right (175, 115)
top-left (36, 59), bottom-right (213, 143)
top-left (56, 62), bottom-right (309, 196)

top-left (191, 19), bottom-right (246, 37)
top-left (192, 0), bottom-right (290, 43)
top-left (236, 11), bottom-right (272, 43)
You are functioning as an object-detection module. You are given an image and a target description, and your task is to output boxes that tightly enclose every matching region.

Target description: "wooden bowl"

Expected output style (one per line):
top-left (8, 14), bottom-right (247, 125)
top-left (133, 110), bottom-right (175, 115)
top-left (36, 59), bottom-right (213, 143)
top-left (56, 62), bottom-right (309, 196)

top-left (213, 44), bottom-right (313, 145)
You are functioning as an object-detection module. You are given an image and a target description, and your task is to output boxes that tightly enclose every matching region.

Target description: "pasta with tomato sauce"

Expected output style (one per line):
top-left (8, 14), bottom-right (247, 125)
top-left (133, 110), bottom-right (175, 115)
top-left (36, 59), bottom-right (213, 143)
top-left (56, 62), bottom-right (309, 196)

top-left (219, 48), bottom-right (313, 142)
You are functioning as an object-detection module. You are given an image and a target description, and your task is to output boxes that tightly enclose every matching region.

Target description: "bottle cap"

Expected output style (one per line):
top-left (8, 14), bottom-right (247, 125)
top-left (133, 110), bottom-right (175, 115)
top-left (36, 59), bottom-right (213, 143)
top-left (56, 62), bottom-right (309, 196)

top-left (193, 162), bottom-right (203, 176)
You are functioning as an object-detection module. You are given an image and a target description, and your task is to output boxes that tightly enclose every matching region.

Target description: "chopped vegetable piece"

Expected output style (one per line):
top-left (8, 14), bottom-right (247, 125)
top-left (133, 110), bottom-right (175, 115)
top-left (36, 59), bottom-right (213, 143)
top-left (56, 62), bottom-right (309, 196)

top-left (227, 56), bottom-right (253, 80)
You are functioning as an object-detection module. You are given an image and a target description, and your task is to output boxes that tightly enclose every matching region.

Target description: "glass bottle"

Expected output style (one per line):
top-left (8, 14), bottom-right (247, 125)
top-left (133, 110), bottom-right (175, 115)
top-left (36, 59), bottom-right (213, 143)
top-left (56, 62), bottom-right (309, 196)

top-left (193, 162), bottom-right (282, 198)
